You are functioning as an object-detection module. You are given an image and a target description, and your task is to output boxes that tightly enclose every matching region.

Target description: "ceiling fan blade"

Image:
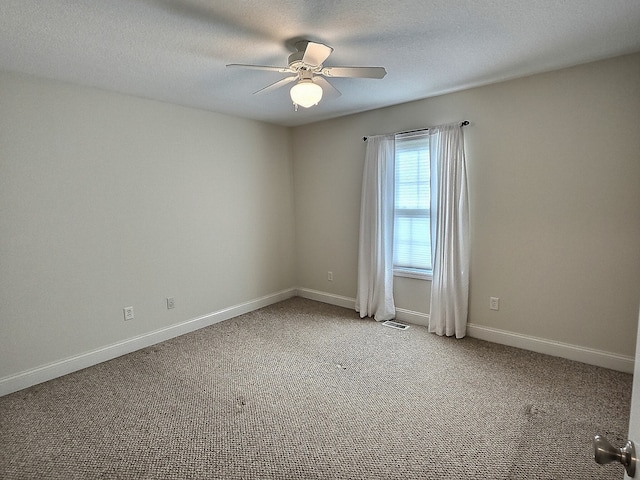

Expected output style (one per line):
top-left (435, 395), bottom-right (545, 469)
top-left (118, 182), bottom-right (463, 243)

top-left (253, 75), bottom-right (298, 95)
top-left (321, 66), bottom-right (387, 79)
top-left (313, 77), bottom-right (341, 99)
top-left (302, 42), bottom-right (333, 67)
top-left (227, 64), bottom-right (292, 73)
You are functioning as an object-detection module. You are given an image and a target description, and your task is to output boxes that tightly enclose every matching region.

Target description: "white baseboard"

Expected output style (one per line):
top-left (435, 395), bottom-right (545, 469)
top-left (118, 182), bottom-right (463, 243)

top-left (0, 288), bottom-right (296, 397)
top-left (295, 288), bottom-right (633, 373)
top-left (295, 288), bottom-right (431, 327)
top-left (395, 308), bottom-right (430, 327)
top-left (466, 323), bottom-right (634, 374)
top-left (295, 287), bottom-right (356, 309)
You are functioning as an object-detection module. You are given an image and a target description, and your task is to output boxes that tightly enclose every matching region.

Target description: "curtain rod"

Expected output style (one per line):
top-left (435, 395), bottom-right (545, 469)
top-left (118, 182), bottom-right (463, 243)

top-left (362, 120), bottom-right (469, 141)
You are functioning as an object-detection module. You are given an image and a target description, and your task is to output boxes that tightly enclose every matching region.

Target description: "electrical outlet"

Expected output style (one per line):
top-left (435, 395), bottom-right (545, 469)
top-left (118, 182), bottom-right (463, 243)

top-left (123, 306), bottom-right (134, 321)
top-left (489, 297), bottom-right (500, 311)
top-left (166, 297), bottom-right (175, 309)
top-left (328, 271), bottom-right (333, 281)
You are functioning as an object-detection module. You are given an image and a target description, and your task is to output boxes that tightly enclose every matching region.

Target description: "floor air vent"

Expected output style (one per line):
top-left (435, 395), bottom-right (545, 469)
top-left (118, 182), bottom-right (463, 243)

top-left (382, 320), bottom-right (409, 330)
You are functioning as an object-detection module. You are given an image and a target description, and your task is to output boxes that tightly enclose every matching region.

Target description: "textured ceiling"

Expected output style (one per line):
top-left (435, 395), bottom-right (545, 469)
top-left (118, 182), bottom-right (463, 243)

top-left (2, 0), bottom-right (640, 127)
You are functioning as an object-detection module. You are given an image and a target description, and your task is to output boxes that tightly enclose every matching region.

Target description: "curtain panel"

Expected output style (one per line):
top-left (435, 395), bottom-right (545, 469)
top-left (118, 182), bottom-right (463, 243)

top-left (429, 123), bottom-right (470, 338)
top-left (355, 134), bottom-right (397, 321)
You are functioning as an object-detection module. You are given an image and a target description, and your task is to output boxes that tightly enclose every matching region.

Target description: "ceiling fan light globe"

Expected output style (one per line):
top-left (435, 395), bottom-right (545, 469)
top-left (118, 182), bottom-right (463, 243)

top-left (290, 80), bottom-right (323, 108)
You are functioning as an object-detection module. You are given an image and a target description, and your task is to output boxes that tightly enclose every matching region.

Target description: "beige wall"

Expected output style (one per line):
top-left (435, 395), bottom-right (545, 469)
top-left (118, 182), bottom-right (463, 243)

top-left (293, 53), bottom-right (640, 357)
top-left (0, 72), bottom-right (296, 378)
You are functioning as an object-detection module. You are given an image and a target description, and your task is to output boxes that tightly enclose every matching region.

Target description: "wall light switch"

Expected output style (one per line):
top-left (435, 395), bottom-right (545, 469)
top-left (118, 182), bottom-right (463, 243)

top-left (166, 297), bottom-right (175, 309)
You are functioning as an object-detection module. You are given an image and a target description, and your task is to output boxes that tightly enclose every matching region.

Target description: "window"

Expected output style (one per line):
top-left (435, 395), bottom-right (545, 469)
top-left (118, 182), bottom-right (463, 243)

top-left (393, 132), bottom-right (432, 279)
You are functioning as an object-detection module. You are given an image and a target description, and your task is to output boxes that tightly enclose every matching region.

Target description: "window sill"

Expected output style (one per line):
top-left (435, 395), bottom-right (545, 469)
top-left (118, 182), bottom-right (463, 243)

top-left (393, 268), bottom-right (432, 281)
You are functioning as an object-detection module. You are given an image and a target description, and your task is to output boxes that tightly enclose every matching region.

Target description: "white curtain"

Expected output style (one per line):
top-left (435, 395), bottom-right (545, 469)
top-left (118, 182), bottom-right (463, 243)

top-left (429, 123), bottom-right (470, 338)
top-left (355, 134), bottom-right (396, 321)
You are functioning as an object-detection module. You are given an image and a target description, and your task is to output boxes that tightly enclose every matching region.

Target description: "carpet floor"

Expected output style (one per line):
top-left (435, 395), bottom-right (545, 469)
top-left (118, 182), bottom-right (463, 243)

top-left (0, 297), bottom-right (633, 479)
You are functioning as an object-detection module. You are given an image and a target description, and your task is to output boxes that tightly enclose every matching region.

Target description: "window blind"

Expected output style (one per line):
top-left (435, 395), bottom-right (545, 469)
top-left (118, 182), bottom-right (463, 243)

top-left (393, 132), bottom-right (432, 272)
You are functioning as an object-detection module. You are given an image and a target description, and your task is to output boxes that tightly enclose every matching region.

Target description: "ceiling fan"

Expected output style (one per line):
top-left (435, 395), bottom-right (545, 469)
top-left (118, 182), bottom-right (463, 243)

top-left (227, 41), bottom-right (387, 110)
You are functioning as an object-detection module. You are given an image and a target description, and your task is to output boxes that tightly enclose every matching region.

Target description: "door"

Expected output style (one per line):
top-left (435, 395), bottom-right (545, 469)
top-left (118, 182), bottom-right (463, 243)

top-left (624, 306), bottom-right (640, 479)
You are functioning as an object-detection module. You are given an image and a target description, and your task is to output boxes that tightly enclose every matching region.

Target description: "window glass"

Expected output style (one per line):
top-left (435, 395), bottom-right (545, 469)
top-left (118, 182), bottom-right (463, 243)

top-left (393, 133), bottom-right (431, 274)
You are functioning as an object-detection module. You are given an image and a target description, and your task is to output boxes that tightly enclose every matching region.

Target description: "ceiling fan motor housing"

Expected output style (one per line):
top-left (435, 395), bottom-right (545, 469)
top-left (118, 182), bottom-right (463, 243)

top-left (288, 51), bottom-right (308, 71)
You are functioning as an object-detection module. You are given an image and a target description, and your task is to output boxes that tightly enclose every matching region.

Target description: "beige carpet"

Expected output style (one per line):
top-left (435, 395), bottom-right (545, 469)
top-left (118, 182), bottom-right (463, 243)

top-left (0, 297), bottom-right (632, 479)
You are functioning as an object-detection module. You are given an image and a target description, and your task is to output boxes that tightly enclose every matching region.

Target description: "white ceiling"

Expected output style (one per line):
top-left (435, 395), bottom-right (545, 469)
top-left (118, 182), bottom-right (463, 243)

top-left (2, 0), bottom-right (640, 127)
